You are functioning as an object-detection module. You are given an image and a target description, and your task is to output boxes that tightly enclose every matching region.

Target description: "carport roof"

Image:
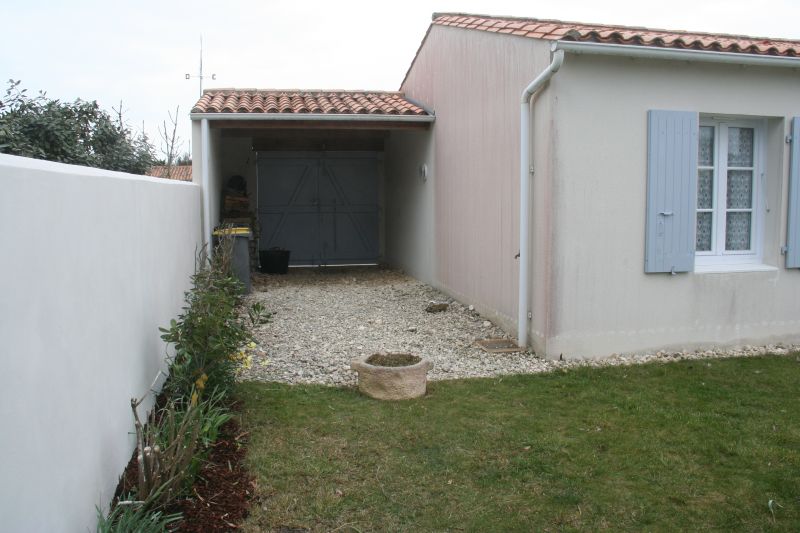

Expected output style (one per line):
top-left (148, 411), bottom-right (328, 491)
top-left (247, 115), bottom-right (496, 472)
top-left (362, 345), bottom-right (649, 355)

top-left (191, 90), bottom-right (430, 116)
top-left (432, 13), bottom-right (800, 57)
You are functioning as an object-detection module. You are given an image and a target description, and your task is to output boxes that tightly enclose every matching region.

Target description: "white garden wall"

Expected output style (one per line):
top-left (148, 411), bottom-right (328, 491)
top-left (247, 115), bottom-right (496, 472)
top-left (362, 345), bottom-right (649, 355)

top-left (0, 154), bottom-right (202, 532)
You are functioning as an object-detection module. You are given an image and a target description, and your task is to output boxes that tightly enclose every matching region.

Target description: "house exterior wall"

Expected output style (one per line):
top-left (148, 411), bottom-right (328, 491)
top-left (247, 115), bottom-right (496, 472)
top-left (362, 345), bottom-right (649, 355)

top-left (547, 54), bottom-right (800, 358)
top-left (401, 26), bottom-right (555, 343)
top-left (0, 154), bottom-right (202, 532)
top-left (384, 129), bottom-right (435, 283)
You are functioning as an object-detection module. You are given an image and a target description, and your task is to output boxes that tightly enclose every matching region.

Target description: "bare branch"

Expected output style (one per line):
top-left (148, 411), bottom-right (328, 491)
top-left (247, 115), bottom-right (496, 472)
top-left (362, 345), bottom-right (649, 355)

top-left (158, 106), bottom-right (183, 178)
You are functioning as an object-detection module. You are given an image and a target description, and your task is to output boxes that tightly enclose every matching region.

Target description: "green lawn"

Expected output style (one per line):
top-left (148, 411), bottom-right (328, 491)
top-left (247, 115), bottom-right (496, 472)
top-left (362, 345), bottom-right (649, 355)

top-left (238, 356), bottom-right (800, 532)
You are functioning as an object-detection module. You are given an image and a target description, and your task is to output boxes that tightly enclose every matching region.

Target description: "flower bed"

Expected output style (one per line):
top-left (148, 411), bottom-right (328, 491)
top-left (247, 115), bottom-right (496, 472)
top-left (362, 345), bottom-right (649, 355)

top-left (97, 231), bottom-right (269, 531)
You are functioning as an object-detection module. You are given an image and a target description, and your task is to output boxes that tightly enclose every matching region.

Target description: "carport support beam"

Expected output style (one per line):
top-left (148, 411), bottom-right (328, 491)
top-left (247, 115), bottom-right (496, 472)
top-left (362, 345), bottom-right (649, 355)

top-left (518, 49), bottom-right (564, 348)
top-left (201, 118), bottom-right (212, 247)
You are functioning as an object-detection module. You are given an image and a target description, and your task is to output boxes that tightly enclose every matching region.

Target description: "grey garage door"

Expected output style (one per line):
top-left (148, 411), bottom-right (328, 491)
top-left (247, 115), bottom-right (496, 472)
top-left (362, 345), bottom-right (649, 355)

top-left (257, 152), bottom-right (380, 265)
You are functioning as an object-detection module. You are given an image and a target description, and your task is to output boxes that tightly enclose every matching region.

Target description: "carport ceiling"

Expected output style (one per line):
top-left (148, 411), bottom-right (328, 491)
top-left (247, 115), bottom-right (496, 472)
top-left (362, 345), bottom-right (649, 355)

top-left (243, 129), bottom-right (388, 152)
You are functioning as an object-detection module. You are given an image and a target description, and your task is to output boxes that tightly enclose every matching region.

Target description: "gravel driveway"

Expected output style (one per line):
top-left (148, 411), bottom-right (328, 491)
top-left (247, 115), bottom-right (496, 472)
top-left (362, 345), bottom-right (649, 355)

top-left (240, 266), bottom-right (548, 386)
top-left (239, 266), bottom-right (799, 386)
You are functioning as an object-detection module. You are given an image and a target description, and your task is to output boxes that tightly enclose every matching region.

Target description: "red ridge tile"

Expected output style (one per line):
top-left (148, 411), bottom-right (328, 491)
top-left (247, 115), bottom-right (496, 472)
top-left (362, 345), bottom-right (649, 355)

top-left (431, 13), bottom-right (800, 57)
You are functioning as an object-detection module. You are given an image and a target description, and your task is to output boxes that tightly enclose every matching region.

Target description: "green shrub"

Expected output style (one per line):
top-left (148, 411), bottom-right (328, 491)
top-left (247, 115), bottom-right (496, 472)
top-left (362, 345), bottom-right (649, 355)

top-left (95, 502), bottom-right (180, 533)
top-left (160, 235), bottom-right (269, 401)
top-left (0, 80), bottom-right (155, 174)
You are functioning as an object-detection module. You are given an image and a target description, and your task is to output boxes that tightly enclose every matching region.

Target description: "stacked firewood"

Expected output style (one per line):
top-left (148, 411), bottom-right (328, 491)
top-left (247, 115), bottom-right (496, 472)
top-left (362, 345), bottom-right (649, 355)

top-left (223, 195), bottom-right (250, 217)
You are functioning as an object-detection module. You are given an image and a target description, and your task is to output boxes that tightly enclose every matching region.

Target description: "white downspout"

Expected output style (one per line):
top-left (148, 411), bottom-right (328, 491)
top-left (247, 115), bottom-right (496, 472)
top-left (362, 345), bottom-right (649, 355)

top-left (518, 49), bottom-right (565, 348)
top-left (200, 118), bottom-right (212, 247)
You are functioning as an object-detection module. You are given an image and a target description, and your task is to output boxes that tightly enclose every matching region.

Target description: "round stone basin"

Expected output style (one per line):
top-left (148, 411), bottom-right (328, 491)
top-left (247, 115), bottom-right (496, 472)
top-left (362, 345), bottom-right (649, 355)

top-left (350, 352), bottom-right (433, 400)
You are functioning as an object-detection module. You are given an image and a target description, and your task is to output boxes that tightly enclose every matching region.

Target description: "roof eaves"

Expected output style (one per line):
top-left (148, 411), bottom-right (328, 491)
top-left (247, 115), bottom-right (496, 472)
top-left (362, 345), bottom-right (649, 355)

top-left (188, 112), bottom-right (434, 122)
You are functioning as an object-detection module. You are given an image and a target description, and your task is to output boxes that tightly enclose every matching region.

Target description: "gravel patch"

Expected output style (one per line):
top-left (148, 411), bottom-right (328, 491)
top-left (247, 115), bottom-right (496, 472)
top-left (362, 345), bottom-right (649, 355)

top-left (239, 266), bottom-right (799, 386)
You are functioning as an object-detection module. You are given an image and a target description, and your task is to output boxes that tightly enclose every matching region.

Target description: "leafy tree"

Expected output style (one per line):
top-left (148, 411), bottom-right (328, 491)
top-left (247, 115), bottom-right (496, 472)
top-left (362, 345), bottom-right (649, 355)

top-left (0, 80), bottom-right (155, 174)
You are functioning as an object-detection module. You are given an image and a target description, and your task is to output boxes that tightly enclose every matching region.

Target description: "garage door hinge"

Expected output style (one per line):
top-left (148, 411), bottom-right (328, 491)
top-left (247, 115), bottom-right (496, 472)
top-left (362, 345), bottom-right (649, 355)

top-left (781, 245), bottom-right (789, 255)
top-left (529, 166), bottom-right (535, 175)
top-left (786, 135), bottom-right (793, 144)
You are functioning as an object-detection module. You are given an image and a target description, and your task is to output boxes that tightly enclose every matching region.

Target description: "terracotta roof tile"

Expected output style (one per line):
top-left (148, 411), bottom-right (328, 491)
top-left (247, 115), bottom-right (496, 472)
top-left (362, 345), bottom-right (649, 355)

top-left (432, 13), bottom-right (800, 57)
top-left (192, 90), bottom-right (428, 116)
top-left (147, 165), bottom-right (192, 181)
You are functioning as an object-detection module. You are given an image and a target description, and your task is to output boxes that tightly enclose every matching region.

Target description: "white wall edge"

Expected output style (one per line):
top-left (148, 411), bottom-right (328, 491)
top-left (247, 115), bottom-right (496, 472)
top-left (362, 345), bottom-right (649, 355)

top-left (0, 153), bottom-right (200, 187)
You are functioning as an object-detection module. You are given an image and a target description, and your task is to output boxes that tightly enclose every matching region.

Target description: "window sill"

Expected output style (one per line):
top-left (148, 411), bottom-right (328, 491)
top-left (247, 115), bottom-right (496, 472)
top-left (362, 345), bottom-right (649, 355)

top-left (693, 263), bottom-right (778, 274)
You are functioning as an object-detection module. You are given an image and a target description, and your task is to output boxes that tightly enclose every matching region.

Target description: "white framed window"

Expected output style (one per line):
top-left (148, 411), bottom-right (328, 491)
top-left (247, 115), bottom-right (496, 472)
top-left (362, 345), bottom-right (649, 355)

top-left (695, 119), bottom-right (765, 268)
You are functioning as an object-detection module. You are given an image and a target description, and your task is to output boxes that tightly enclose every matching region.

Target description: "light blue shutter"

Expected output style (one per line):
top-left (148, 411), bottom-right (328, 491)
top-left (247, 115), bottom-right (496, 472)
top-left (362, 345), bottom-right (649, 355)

top-left (645, 110), bottom-right (698, 273)
top-left (786, 117), bottom-right (800, 268)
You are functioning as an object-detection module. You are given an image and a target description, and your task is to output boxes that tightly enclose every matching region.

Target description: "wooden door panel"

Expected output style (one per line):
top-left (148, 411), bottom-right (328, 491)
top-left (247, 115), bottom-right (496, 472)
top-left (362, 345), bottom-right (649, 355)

top-left (258, 153), bottom-right (379, 265)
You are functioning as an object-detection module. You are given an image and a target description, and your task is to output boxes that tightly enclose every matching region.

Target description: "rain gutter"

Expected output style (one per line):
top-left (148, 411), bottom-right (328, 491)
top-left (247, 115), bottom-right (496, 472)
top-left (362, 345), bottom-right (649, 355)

top-left (553, 41), bottom-right (800, 68)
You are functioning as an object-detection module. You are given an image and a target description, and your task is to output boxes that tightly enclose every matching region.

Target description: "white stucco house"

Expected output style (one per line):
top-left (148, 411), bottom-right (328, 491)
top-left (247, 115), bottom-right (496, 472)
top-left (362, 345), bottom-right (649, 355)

top-left (192, 12), bottom-right (800, 359)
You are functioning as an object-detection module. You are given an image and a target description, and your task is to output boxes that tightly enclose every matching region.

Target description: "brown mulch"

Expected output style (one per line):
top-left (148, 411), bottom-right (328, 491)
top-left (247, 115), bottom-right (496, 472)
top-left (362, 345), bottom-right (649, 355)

top-left (112, 402), bottom-right (255, 531)
top-left (169, 415), bottom-right (254, 531)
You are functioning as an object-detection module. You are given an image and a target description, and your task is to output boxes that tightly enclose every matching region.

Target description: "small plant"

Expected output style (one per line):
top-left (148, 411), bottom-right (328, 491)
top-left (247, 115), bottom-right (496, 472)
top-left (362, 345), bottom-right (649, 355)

top-left (193, 385), bottom-right (233, 448)
top-left (96, 501), bottom-right (180, 533)
top-left (248, 301), bottom-right (271, 327)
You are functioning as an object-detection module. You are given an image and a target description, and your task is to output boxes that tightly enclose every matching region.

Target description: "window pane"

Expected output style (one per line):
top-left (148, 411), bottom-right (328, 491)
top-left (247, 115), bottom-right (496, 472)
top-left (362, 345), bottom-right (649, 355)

top-left (698, 169), bottom-right (714, 209)
top-left (725, 212), bottom-right (751, 250)
top-left (728, 127), bottom-right (754, 167)
top-left (727, 170), bottom-right (753, 208)
top-left (696, 212), bottom-right (713, 251)
top-left (699, 126), bottom-right (715, 166)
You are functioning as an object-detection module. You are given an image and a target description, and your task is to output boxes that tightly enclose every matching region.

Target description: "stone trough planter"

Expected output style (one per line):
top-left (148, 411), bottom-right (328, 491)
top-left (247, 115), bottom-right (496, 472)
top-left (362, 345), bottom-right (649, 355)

top-left (350, 352), bottom-right (433, 400)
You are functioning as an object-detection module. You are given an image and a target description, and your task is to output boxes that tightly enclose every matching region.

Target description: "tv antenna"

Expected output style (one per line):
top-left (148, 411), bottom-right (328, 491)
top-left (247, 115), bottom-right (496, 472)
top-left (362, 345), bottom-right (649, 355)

top-left (186, 35), bottom-right (215, 96)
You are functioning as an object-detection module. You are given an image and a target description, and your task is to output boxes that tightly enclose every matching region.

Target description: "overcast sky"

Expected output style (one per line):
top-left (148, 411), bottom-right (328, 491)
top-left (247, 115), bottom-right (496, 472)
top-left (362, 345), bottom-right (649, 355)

top-left (3, 0), bottom-right (799, 158)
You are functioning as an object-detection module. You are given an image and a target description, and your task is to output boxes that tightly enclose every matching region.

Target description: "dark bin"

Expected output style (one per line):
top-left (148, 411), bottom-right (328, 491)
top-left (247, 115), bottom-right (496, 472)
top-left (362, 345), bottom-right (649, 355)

top-left (212, 227), bottom-right (252, 294)
top-left (260, 248), bottom-right (291, 274)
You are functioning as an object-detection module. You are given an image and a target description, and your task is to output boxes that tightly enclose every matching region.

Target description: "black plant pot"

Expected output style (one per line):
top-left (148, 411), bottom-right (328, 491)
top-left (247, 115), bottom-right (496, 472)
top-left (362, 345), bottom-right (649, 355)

top-left (259, 249), bottom-right (291, 274)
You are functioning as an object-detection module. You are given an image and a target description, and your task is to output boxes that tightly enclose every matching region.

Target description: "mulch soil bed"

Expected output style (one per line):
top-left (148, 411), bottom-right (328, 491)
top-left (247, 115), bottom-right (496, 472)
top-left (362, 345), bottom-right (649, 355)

top-left (113, 401), bottom-right (254, 531)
